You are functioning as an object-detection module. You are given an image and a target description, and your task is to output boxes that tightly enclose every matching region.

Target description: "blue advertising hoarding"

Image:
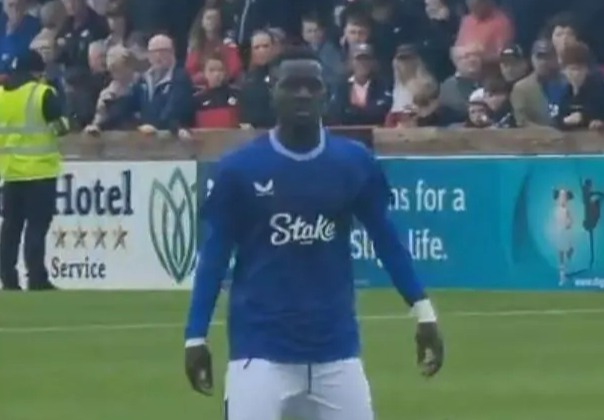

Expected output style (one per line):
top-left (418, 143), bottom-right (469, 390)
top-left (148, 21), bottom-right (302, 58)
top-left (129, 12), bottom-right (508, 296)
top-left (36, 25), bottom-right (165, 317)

top-left (198, 156), bottom-right (604, 291)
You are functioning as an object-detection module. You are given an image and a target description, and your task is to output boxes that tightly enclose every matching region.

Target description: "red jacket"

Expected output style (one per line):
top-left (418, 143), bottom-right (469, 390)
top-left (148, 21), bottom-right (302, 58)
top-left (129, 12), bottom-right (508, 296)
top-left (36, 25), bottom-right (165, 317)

top-left (185, 39), bottom-right (243, 87)
top-left (193, 84), bottom-right (240, 128)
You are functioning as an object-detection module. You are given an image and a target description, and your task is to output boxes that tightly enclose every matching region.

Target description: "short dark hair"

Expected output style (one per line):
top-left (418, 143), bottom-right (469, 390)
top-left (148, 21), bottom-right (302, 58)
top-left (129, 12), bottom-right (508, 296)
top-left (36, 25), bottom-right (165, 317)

top-left (542, 12), bottom-right (581, 40)
top-left (302, 13), bottom-right (325, 29)
top-left (344, 13), bottom-right (371, 30)
top-left (271, 46), bottom-right (321, 69)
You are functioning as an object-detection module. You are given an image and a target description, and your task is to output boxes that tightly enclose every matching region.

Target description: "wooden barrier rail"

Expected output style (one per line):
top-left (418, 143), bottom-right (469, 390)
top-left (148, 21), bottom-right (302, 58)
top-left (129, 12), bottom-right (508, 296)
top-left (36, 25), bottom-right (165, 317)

top-left (59, 127), bottom-right (604, 161)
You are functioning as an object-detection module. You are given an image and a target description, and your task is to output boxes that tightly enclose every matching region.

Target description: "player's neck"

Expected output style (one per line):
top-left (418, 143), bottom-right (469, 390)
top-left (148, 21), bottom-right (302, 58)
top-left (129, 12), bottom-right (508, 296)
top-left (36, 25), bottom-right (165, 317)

top-left (276, 123), bottom-right (322, 153)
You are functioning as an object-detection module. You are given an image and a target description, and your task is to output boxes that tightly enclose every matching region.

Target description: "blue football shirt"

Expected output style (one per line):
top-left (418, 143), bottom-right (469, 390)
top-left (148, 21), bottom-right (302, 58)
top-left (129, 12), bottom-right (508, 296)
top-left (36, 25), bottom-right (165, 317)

top-left (185, 129), bottom-right (425, 363)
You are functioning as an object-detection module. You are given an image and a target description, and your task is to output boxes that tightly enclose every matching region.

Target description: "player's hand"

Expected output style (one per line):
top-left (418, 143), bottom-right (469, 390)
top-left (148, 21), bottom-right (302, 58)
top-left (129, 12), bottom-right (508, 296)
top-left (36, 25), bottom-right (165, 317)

top-left (185, 344), bottom-right (214, 395)
top-left (415, 322), bottom-right (444, 378)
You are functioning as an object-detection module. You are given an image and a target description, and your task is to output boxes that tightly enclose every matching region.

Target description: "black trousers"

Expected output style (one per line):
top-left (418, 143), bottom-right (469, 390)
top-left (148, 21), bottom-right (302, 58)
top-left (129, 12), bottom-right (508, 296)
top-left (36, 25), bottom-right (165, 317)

top-left (0, 178), bottom-right (57, 290)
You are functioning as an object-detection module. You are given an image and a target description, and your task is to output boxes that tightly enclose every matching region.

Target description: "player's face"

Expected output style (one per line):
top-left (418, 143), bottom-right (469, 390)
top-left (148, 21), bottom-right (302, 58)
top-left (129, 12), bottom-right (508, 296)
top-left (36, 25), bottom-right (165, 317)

top-left (272, 60), bottom-right (326, 124)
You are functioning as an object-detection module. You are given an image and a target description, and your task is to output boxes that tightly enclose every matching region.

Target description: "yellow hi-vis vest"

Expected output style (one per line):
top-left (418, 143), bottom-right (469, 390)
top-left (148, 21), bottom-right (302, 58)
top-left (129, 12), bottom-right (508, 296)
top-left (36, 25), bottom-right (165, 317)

top-left (0, 81), bottom-right (61, 182)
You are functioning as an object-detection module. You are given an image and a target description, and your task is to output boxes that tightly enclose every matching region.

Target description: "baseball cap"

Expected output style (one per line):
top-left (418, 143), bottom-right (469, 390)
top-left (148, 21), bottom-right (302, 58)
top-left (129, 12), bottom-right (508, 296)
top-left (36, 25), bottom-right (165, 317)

top-left (11, 49), bottom-right (45, 74)
top-left (500, 44), bottom-right (524, 61)
top-left (532, 39), bottom-right (555, 57)
top-left (350, 43), bottom-right (374, 59)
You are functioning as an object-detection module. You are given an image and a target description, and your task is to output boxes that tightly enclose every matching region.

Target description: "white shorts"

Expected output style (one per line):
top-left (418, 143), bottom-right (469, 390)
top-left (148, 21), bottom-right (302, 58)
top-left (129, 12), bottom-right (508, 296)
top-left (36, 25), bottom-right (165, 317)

top-left (224, 358), bottom-right (374, 420)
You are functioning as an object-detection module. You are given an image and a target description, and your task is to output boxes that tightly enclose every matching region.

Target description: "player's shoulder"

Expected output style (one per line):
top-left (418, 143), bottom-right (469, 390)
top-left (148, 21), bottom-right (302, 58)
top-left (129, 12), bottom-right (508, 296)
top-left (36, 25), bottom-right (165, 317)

top-left (214, 133), bottom-right (272, 173)
top-left (325, 131), bottom-right (375, 165)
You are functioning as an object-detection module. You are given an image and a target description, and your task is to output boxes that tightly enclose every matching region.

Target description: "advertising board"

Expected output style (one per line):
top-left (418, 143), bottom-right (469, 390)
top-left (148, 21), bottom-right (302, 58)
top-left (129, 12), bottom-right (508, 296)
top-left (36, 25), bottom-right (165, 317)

top-left (200, 155), bottom-right (604, 291)
top-left (1, 161), bottom-right (197, 289)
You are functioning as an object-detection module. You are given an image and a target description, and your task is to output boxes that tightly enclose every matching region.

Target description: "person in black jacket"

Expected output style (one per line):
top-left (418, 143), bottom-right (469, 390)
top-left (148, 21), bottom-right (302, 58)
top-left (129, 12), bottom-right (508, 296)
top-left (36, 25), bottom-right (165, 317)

top-left (239, 30), bottom-right (277, 128)
top-left (557, 42), bottom-right (604, 131)
top-left (328, 43), bottom-right (392, 126)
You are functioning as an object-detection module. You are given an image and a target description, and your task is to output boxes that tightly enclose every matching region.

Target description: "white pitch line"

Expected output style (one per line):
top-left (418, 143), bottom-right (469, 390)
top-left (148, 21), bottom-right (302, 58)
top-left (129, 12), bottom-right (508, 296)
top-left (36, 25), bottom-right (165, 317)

top-left (0, 308), bottom-right (603, 334)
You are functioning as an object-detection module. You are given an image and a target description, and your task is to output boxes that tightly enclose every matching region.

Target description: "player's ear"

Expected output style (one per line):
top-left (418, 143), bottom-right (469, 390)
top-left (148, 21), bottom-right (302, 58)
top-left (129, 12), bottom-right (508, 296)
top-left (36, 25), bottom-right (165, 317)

top-left (553, 189), bottom-right (559, 200)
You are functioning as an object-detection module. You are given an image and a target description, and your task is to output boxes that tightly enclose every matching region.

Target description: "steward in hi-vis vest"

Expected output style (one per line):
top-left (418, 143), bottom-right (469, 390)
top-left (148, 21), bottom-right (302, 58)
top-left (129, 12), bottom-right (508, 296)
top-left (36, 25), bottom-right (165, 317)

top-left (0, 50), bottom-right (69, 291)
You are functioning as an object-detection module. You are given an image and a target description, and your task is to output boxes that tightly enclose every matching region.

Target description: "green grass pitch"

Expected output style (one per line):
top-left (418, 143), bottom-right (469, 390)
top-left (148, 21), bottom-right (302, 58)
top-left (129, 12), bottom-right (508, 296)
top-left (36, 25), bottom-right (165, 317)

top-left (0, 290), bottom-right (603, 420)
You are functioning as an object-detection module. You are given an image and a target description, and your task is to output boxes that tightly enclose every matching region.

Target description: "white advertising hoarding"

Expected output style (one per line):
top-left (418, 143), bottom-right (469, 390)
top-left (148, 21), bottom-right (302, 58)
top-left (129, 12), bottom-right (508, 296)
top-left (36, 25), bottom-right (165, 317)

top-left (8, 161), bottom-right (198, 290)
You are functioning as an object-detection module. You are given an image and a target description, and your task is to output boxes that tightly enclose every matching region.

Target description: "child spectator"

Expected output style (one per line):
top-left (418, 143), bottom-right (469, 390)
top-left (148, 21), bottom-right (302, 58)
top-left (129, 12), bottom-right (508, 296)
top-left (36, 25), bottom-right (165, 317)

top-left (193, 54), bottom-right (240, 128)
top-left (464, 98), bottom-right (492, 128)
top-left (469, 76), bottom-right (516, 127)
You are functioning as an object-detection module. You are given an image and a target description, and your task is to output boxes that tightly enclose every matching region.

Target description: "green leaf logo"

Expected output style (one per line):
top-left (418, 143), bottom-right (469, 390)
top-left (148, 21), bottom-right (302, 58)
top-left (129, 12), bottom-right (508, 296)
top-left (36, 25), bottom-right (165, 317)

top-left (148, 167), bottom-right (197, 284)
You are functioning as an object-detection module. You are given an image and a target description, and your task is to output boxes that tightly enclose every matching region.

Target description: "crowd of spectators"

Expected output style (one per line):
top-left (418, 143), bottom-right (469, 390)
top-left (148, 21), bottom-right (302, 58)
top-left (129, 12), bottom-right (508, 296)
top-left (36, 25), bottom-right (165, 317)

top-left (3, 0), bottom-right (604, 136)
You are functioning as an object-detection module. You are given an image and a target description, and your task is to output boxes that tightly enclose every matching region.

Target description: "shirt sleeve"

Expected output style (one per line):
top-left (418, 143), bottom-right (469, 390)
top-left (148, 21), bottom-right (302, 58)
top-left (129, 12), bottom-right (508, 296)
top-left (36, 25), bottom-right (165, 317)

top-left (185, 161), bottom-right (240, 341)
top-left (353, 153), bottom-right (426, 306)
top-left (41, 88), bottom-right (64, 123)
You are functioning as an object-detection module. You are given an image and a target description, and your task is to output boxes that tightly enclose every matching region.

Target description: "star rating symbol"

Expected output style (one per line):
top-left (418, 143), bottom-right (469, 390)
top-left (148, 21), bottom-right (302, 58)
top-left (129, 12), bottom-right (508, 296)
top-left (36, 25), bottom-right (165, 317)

top-left (113, 225), bottom-right (128, 249)
top-left (53, 227), bottom-right (67, 248)
top-left (72, 226), bottom-right (87, 249)
top-left (92, 227), bottom-right (107, 249)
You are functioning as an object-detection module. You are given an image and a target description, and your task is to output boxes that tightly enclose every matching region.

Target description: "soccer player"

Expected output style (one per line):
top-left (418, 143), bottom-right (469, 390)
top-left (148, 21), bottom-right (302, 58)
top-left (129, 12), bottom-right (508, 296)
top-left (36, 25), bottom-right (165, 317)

top-left (184, 47), bottom-right (444, 420)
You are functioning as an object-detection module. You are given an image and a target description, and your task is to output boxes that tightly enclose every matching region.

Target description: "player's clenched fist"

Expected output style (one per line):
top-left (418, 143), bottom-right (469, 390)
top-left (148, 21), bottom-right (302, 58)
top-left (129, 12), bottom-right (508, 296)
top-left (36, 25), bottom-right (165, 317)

top-left (185, 343), bottom-right (214, 395)
top-left (415, 322), bottom-right (444, 377)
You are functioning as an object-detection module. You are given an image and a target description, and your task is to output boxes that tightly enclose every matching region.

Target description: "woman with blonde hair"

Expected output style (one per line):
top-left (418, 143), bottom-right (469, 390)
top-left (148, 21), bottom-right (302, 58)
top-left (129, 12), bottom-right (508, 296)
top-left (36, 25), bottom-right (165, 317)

top-left (385, 44), bottom-right (433, 127)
